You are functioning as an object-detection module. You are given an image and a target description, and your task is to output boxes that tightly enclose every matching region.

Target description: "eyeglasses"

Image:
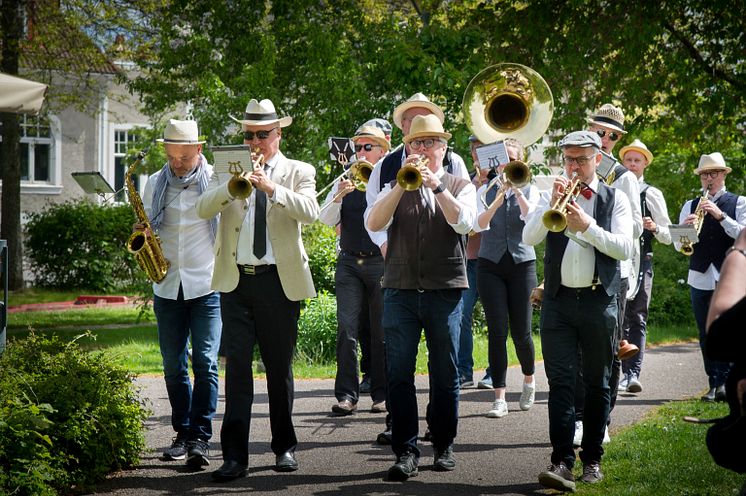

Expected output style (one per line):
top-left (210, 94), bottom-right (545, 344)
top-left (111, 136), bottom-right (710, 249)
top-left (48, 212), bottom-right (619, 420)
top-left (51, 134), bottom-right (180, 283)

top-left (409, 138), bottom-right (444, 151)
top-left (355, 143), bottom-right (381, 152)
top-left (700, 170), bottom-right (723, 179)
top-left (595, 129), bottom-right (620, 141)
top-left (243, 127), bottom-right (278, 141)
top-left (563, 154), bottom-right (596, 166)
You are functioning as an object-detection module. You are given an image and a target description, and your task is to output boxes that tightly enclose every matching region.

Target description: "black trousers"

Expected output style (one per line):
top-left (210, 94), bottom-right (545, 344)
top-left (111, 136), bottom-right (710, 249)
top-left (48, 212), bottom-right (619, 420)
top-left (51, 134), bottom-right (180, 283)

top-left (219, 266), bottom-right (300, 464)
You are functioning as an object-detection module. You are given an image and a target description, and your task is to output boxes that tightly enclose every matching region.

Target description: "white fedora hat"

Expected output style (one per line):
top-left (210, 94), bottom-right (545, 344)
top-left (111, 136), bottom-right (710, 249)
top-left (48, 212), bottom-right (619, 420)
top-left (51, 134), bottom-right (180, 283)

top-left (230, 98), bottom-right (292, 128)
top-left (156, 119), bottom-right (206, 144)
top-left (587, 103), bottom-right (626, 134)
top-left (694, 152), bottom-right (732, 175)
top-left (403, 114), bottom-right (451, 144)
top-left (392, 93), bottom-right (445, 130)
top-left (352, 125), bottom-right (390, 152)
top-left (619, 139), bottom-right (654, 164)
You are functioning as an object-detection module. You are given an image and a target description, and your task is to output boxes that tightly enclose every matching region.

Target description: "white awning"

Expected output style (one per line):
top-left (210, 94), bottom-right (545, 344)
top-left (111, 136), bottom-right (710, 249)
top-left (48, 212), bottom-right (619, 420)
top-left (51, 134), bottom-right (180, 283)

top-left (0, 72), bottom-right (48, 114)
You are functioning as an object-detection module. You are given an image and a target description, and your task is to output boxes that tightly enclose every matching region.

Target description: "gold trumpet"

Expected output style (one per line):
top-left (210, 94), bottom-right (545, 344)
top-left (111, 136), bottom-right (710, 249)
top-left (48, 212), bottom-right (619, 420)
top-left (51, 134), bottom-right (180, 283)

top-left (318, 161), bottom-right (374, 213)
top-left (542, 173), bottom-right (582, 232)
top-left (480, 160), bottom-right (532, 210)
top-left (396, 157), bottom-right (430, 191)
top-left (680, 186), bottom-right (709, 256)
top-left (228, 147), bottom-right (264, 199)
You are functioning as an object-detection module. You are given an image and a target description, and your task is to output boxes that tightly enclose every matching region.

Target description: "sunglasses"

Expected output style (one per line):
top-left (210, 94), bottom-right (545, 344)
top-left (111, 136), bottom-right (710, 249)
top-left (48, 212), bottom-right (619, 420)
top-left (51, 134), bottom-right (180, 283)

top-left (243, 127), bottom-right (278, 141)
top-left (595, 129), bottom-right (620, 141)
top-left (355, 143), bottom-right (381, 152)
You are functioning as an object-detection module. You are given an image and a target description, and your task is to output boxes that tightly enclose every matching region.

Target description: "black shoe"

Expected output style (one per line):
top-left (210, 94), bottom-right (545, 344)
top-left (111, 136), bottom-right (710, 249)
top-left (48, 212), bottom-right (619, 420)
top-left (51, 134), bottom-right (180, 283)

top-left (376, 429), bottom-right (392, 445)
top-left (433, 445), bottom-right (456, 471)
top-left (538, 462), bottom-right (576, 492)
top-left (715, 385), bottom-right (727, 402)
top-left (163, 433), bottom-right (189, 461)
top-left (580, 462), bottom-right (603, 483)
top-left (422, 428), bottom-right (433, 443)
top-left (212, 460), bottom-right (247, 482)
top-left (387, 452), bottom-right (418, 481)
top-left (186, 439), bottom-right (210, 469)
top-left (274, 451), bottom-right (298, 472)
top-left (360, 375), bottom-right (372, 394)
top-left (701, 387), bottom-right (716, 402)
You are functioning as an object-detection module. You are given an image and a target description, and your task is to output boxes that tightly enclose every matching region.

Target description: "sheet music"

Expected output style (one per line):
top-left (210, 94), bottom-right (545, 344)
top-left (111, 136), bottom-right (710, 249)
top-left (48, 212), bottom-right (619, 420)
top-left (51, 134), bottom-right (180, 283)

top-left (669, 224), bottom-right (699, 245)
top-left (476, 141), bottom-right (509, 170)
top-left (211, 145), bottom-right (252, 182)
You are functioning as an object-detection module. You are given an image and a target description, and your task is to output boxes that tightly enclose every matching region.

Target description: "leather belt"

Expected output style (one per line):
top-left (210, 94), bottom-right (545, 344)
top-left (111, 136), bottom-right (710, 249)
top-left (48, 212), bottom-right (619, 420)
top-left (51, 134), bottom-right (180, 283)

top-left (238, 264), bottom-right (275, 275)
top-left (340, 250), bottom-right (381, 258)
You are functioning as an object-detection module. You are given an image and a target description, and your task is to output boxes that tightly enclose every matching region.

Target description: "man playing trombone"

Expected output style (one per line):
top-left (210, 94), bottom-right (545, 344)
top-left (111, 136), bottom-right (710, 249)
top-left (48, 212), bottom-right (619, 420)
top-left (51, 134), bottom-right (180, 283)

top-left (523, 130), bottom-right (634, 491)
top-left (367, 114), bottom-right (476, 481)
top-left (319, 123), bottom-right (390, 416)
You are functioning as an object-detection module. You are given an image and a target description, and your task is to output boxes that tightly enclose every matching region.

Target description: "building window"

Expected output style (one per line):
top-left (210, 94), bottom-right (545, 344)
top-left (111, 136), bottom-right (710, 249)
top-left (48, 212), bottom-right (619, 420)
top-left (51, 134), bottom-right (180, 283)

top-left (0, 114), bottom-right (57, 187)
top-left (113, 128), bottom-right (138, 201)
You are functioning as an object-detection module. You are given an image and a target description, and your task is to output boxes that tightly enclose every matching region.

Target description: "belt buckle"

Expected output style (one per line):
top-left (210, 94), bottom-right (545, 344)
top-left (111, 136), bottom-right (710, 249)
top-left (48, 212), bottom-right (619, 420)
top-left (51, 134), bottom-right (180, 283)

top-left (243, 265), bottom-right (256, 275)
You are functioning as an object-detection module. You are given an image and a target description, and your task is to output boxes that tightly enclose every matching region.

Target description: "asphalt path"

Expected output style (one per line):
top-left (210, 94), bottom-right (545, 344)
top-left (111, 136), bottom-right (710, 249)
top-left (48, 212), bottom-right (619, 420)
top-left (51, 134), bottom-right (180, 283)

top-left (93, 342), bottom-right (707, 495)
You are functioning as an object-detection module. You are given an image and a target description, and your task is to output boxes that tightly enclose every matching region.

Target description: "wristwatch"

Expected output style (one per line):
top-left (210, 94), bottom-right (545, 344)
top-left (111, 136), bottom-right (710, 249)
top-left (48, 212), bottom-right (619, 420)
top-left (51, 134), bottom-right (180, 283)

top-left (433, 183), bottom-right (446, 195)
top-left (726, 246), bottom-right (746, 259)
top-left (718, 212), bottom-right (728, 222)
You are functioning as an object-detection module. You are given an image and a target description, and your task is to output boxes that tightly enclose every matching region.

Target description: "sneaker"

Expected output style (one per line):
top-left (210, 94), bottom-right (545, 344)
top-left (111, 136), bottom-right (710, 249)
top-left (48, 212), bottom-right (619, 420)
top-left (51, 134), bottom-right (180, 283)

top-left (538, 462), bottom-right (576, 492)
top-left (460, 376), bottom-right (474, 388)
top-left (519, 382), bottom-right (536, 411)
top-left (163, 433), bottom-right (189, 461)
top-left (618, 373), bottom-right (630, 392)
top-left (477, 376), bottom-right (493, 389)
top-left (331, 399), bottom-right (357, 416)
top-left (371, 401), bottom-right (387, 413)
top-left (359, 375), bottom-right (372, 394)
top-left (376, 429), bottom-right (392, 445)
top-left (433, 445), bottom-right (456, 471)
top-left (486, 399), bottom-right (508, 418)
top-left (580, 462), bottom-right (603, 483)
top-left (602, 425), bottom-right (611, 444)
top-left (627, 374), bottom-right (642, 393)
top-left (387, 452), bottom-right (419, 481)
top-left (186, 439), bottom-right (210, 469)
top-left (572, 420), bottom-right (583, 448)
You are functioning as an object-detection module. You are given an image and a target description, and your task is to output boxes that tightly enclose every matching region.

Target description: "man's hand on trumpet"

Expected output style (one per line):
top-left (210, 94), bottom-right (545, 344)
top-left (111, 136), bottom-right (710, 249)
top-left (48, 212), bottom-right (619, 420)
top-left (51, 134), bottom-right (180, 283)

top-left (248, 164), bottom-right (275, 196)
top-left (564, 201), bottom-right (592, 233)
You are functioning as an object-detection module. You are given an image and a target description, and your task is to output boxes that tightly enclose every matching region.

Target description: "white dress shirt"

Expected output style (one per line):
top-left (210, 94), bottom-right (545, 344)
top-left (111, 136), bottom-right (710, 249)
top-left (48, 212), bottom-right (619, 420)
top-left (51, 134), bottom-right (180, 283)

top-left (472, 183), bottom-right (540, 232)
top-left (675, 186), bottom-right (746, 290)
top-left (639, 176), bottom-right (672, 246)
top-left (523, 176), bottom-right (634, 288)
top-left (609, 170), bottom-right (642, 281)
top-left (236, 154), bottom-right (278, 266)
top-left (143, 165), bottom-right (216, 300)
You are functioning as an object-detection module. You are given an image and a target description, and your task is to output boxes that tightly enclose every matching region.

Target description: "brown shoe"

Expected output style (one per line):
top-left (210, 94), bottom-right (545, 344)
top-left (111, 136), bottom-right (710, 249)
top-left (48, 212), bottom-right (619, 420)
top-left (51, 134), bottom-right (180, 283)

top-left (538, 462), bottom-right (576, 492)
top-left (580, 462), bottom-right (603, 483)
top-left (371, 401), bottom-right (386, 413)
top-left (331, 399), bottom-right (357, 416)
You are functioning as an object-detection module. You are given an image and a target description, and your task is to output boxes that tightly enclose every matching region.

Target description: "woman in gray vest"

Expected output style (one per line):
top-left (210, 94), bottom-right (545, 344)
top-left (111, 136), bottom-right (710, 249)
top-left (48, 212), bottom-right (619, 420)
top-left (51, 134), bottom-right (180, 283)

top-left (472, 139), bottom-right (539, 419)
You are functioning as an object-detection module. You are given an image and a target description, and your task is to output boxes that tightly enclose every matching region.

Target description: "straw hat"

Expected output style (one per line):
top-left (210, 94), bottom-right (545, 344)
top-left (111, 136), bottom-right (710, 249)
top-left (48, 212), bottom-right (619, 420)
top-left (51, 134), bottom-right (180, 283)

top-left (352, 125), bottom-right (390, 151)
top-left (694, 152), bottom-right (731, 175)
top-left (587, 103), bottom-right (626, 134)
top-left (619, 139), bottom-right (654, 164)
top-left (392, 93), bottom-right (445, 130)
top-left (403, 114), bottom-right (451, 144)
top-left (230, 98), bottom-right (292, 128)
top-left (156, 119), bottom-right (206, 144)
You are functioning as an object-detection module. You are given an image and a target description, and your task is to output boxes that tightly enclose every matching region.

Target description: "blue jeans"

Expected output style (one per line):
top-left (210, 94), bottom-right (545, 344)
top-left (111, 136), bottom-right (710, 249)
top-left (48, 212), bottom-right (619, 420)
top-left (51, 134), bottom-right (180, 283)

top-left (154, 289), bottom-right (221, 441)
top-left (691, 287), bottom-right (731, 388)
top-left (458, 259), bottom-right (479, 381)
top-left (383, 288), bottom-right (462, 458)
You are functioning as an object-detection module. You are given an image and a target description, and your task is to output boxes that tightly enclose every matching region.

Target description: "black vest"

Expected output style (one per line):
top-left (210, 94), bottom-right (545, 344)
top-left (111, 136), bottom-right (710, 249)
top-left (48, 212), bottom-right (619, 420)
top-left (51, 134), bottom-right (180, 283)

top-left (379, 145), bottom-right (453, 190)
top-left (689, 191), bottom-right (738, 272)
top-left (340, 189), bottom-right (380, 255)
top-left (383, 174), bottom-right (469, 290)
top-left (544, 183), bottom-right (620, 297)
top-left (640, 184), bottom-right (654, 255)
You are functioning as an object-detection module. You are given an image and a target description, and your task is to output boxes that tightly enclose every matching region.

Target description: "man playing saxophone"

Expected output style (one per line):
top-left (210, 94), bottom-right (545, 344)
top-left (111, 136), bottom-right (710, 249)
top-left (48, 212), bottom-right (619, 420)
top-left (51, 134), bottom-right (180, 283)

top-left (136, 119), bottom-right (222, 470)
top-left (675, 152), bottom-right (746, 402)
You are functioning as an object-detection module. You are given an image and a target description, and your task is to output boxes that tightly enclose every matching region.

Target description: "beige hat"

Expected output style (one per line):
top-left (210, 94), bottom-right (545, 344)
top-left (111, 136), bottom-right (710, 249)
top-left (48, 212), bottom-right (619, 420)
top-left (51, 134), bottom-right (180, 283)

top-left (157, 119), bottom-right (206, 144)
top-left (230, 98), bottom-right (292, 128)
top-left (619, 139), bottom-right (654, 164)
top-left (392, 93), bottom-right (445, 130)
top-left (694, 152), bottom-right (731, 175)
top-left (587, 103), bottom-right (626, 134)
top-left (352, 125), bottom-right (390, 151)
top-left (403, 114), bottom-right (452, 144)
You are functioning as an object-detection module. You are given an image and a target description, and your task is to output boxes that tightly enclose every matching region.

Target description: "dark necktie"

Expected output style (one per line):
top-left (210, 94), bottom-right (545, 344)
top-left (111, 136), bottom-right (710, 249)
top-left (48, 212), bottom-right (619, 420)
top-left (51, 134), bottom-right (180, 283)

top-left (253, 184), bottom-right (267, 259)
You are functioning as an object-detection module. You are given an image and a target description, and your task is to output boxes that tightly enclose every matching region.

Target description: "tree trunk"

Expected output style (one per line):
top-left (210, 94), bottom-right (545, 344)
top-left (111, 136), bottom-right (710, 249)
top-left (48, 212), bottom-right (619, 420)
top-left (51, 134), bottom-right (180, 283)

top-left (1, 0), bottom-right (27, 290)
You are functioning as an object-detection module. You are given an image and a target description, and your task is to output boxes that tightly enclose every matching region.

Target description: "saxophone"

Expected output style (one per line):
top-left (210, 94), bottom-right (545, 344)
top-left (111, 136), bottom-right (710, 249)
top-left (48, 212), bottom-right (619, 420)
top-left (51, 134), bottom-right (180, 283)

top-left (125, 150), bottom-right (170, 283)
top-left (680, 186), bottom-right (709, 256)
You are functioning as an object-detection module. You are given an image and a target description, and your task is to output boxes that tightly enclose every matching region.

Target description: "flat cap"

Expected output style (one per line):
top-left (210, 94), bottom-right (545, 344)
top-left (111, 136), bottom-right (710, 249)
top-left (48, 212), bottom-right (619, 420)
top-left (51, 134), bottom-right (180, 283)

top-left (559, 130), bottom-right (602, 149)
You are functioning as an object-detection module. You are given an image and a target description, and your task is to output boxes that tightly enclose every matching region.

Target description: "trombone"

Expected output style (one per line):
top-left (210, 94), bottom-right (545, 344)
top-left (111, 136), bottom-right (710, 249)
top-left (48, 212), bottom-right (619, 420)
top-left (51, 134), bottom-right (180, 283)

top-left (396, 157), bottom-right (430, 191)
top-left (541, 172), bottom-right (582, 232)
top-left (318, 160), bottom-right (374, 212)
top-left (228, 147), bottom-right (264, 199)
top-left (480, 160), bottom-right (532, 210)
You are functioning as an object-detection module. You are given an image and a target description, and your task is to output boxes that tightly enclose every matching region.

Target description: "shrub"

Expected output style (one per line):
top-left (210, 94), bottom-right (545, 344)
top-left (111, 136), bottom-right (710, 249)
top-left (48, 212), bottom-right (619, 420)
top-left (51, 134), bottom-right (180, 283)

top-left (25, 199), bottom-right (147, 292)
top-left (0, 332), bottom-right (149, 495)
top-left (302, 222), bottom-right (338, 295)
top-left (297, 291), bottom-right (338, 364)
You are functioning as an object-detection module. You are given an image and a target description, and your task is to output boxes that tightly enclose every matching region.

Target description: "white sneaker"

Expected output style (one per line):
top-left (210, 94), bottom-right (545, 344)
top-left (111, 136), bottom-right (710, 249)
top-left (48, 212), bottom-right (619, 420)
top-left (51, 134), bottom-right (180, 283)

top-left (627, 375), bottom-right (642, 393)
top-left (486, 399), bottom-right (509, 418)
top-left (519, 382), bottom-right (536, 411)
top-left (602, 425), bottom-right (611, 444)
top-left (572, 420), bottom-right (583, 447)
top-left (618, 373), bottom-right (630, 392)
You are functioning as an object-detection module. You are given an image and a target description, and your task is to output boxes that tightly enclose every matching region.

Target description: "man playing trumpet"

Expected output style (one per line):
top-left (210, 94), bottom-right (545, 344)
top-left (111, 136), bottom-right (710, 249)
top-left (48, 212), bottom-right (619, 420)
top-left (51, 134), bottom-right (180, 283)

top-left (367, 114), bottom-right (476, 481)
top-left (523, 130), bottom-right (634, 491)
